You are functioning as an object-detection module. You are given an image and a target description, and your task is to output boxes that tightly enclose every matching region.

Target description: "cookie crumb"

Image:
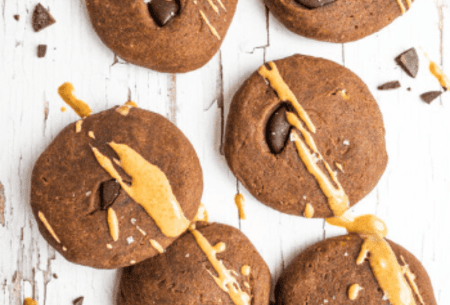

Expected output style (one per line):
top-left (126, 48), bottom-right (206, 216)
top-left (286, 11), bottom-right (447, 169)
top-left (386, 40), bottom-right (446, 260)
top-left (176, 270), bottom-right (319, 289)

top-left (52, 273), bottom-right (58, 279)
top-left (32, 4), bottom-right (56, 32)
top-left (37, 45), bottom-right (47, 58)
top-left (72, 296), bottom-right (84, 305)
top-left (378, 81), bottom-right (401, 90)
top-left (13, 15), bottom-right (20, 21)
top-left (420, 91), bottom-right (442, 104)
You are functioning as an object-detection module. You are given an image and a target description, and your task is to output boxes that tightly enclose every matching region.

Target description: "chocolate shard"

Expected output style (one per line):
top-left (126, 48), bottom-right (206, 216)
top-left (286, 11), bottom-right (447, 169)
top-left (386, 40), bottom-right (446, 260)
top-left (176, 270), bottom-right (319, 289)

top-left (395, 48), bottom-right (419, 78)
top-left (378, 81), bottom-right (401, 90)
top-left (32, 3), bottom-right (56, 32)
top-left (148, 0), bottom-right (179, 27)
top-left (295, 0), bottom-right (335, 9)
top-left (73, 296), bottom-right (84, 305)
top-left (266, 105), bottom-right (292, 154)
top-left (100, 180), bottom-right (121, 210)
top-left (37, 44), bottom-right (47, 58)
top-left (420, 91), bottom-right (442, 104)
top-left (13, 15), bottom-right (20, 21)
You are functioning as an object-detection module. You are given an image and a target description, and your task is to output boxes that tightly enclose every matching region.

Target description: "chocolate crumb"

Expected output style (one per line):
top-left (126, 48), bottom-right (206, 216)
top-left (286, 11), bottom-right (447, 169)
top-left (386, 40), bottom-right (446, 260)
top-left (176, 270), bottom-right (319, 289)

top-left (420, 91), bottom-right (442, 104)
top-left (13, 15), bottom-right (20, 21)
top-left (147, 0), bottom-right (179, 27)
top-left (395, 48), bottom-right (419, 78)
top-left (73, 296), bottom-right (84, 305)
top-left (407, 87), bottom-right (411, 91)
top-left (378, 81), bottom-right (401, 90)
top-left (52, 273), bottom-right (58, 279)
top-left (37, 45), bottom-right (47, 58)
top-left (32, 3), bottom-right (56, 32)
top-left (295, 0), bottom-right (335, 8)
top-left (100, 180), bottom-right (121, 210)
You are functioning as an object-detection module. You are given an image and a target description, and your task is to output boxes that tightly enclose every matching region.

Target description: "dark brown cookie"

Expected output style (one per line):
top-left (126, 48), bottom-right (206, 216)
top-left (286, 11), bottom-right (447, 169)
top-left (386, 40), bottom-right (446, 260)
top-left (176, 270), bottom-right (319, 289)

top-left (264, 0), bottom-right (414, 43)
top-left (86, 0), bottom-right (238, 73)
top-left (119, 222), bottom-right (271, 305)
top-left (276, 234), bottom-right (437, 305)
top-left (31, 107), bottom-right (203, 269)
top-left (224, 55), bottom-right (388, 218)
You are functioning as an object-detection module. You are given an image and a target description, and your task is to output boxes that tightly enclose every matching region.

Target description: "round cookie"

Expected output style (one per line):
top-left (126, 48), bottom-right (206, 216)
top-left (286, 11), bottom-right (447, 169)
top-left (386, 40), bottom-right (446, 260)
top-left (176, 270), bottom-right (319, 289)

top-left (119, 222), bottom-right (271, 305)
top-left (264, 0), bottom-right (414, 43)
top-left (86, 0), bottom-right (238, 73)
top-left (275, 234), bottom-right (437, 305)
top-left (31, 106), bottom-right (203, 269)
top-left (224, 54), bottom-right (388, 218)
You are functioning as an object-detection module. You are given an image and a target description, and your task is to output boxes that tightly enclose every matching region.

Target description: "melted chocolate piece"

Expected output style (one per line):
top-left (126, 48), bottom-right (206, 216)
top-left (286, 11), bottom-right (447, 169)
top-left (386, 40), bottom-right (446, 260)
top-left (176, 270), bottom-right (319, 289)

top-left (72, 297), bottom-right (84, 305)
top-left (295, 0), bottom-right (335, 9)
top-left (378, 81), bottom-right (401, 90)
top-left (148, 0), bottom-right (179, 27)
top-left (266, 105), bottom-right (292, 154)
top-left (32, 3), bottom-right (56, 32)
top-left (100, 180), bottom-right (121, 210)
top-left (37, 45), bottom-right (47, 58)
top-left (420, 91), bottom-right (442, 104)
top-left (396, 48), bottom-right (419, 78)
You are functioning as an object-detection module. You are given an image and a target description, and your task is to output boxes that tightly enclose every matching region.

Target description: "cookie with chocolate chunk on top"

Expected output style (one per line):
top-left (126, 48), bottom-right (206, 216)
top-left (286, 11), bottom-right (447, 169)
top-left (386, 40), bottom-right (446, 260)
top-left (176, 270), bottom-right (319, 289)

top-left (31, 106), bottom-right (203, 269)
top-left (264, 0), bottom-right (415, 43)
top-left (276, 235), bottom-right (437, 305)
top-left (86, 0), bottom-right (238, 73)
top-left (119, 223), bottom-right (271, 305)
top-left (224, 55), bottom-right (387, 218)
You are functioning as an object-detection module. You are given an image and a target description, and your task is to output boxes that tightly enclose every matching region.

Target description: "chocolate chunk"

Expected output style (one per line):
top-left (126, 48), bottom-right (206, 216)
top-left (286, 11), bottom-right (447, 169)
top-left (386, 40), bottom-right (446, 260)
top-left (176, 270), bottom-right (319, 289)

top-left (420, 91), bottom-right (442, 104)
top-left (37, 45), bottom-right (47, 58)
top-left (295, 0), bottom-right (335, 9)
top-left (147, 0), bottom-right (179, 27)
top-left (72, 296), bottom-right (84, 305)
top-left (100, 180), bottom-right (121, 210)
top-left (395, 48), bottom-right (419, 78)
top-left (378, 81), bottom-right (401, 90)
top-left (266, 105), bottom-right (292, 154)
top-left (32, 3), bottom-right (56, 32)
top-left (13, 15), bottom-right (20, 21)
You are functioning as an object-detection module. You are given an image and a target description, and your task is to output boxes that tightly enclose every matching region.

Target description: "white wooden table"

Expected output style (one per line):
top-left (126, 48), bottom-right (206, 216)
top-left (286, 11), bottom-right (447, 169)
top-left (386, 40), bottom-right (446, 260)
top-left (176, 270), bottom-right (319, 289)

top-left (1, 0), bottom-right (449, 304)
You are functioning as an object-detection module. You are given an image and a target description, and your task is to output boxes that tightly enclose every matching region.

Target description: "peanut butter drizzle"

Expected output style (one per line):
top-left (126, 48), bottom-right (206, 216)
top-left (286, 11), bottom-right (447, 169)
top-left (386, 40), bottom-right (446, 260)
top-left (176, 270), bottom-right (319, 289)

top-left (23, 297), bottom-right (38, 305)
top-left (61, 106), bottom-right (66, 112)
top-left (396, 0), bottom-right (406, 14)
top-left (194, 203), bottom-right (209, 222)
top-left (38, 211), bottom-right (61, 244)
top-left (58, 83), bottom-right (92, 118)
top-left (241, 265), bottom-right (251, 276)
top-left (150, 239), bottom-right (165, 254)
top-left (348, 283), bottom-right (362, 300)
top-left (259, 62), bottom-right (349, 216)
top-left (304, 203), bottom-right (314, 219)
top-left (401, 256), bottom-right (426, 305)
top-left (91, 142), bottom-right (190, 237)
top-left (326, 213), bottom-right (419, 305)
top-left (429, 61), bottom-right (450, 90)
top-left (189, 224), bottom-right (251, 305)
top-left (335, 162), bottom-right (344, 173)
top-left (199, 10), bottom-right (221, 40)
top-left (88, 131), bottom-right (95, 139)
top-left (216, 0), bottom-right (226, 10)
top-left (116, 101), bottom-right (138, 116)
top-left (258, 62), bottom-right (316, 133)
top-left (207, 0), bottom-right (219, 13)
top-left (75, 120), bottom-right (83, 133)
top-left (107, 208), bottom-right (119, 242)
top-left (234, 193), bottom-right (246, 220)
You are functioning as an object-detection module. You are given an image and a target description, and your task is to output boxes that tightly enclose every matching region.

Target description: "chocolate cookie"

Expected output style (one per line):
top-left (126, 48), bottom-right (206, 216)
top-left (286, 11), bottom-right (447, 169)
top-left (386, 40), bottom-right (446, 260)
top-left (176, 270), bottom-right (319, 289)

top-left (224, 55), bottom-right (388, 218)
top-left (119, 222), bottom-right (271, 305)
top-left (86, 0), bottom-right (238, 73)
top-left (31, 106), bottom-right (203, 269)
top-left (264, 0), bottom-right (414, 43)
top-left (276, 234), bottom-right (437, 305)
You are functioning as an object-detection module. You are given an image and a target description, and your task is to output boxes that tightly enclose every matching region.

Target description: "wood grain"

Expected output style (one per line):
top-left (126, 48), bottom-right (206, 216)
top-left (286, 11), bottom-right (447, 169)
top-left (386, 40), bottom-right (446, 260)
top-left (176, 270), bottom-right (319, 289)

top-left (0, 0), bottom-right (449, 304)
